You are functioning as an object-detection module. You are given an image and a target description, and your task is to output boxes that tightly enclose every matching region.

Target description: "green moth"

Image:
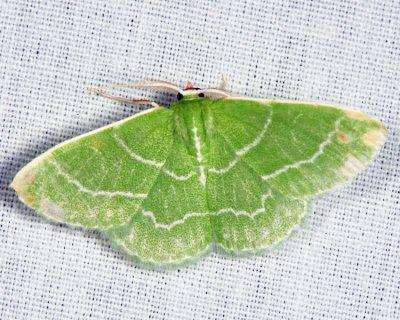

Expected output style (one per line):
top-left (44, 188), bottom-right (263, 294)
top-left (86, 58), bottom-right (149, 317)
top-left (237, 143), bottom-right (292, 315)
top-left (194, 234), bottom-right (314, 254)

top-left (11, 80), bottom-right (387, 267)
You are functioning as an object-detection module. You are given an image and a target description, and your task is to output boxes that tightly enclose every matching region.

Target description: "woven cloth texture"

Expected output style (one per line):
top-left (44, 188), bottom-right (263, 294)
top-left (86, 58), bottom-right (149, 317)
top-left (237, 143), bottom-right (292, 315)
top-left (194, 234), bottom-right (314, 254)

top-left (0, 0), bottom-right (399, 319)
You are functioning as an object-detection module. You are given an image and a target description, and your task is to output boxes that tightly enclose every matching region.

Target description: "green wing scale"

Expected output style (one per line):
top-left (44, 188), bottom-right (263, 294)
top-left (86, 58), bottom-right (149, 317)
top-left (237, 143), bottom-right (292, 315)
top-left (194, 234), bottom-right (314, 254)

top-left (12, 95), bottom-right (387, 266)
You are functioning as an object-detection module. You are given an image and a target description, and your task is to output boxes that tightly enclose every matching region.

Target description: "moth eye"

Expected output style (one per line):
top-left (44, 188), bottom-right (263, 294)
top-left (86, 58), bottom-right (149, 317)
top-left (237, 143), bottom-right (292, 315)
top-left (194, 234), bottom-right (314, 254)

top-left (177, 92), bottom-right (183, 100)
top-left (198, 92), bottom-right (205, 98)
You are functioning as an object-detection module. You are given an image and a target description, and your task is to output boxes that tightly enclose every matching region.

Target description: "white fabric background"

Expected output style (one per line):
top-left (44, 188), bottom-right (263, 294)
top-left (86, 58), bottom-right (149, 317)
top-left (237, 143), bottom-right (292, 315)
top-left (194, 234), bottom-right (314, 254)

top-left (0, 0), bottom-right (399, 319)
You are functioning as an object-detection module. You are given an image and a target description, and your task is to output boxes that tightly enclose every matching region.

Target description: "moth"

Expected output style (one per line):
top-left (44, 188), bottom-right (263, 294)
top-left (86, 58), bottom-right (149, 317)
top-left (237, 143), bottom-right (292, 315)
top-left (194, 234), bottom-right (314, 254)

top-left (12, 80), bottom-right (387, 266)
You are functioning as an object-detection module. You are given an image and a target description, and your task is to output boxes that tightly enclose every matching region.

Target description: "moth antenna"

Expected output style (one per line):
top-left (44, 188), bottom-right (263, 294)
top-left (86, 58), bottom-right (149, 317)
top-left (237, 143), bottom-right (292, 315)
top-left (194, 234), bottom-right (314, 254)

top-left (92, 80), bottom-right (183, 94)
top-left (87, 86), bottom-right (160, 108)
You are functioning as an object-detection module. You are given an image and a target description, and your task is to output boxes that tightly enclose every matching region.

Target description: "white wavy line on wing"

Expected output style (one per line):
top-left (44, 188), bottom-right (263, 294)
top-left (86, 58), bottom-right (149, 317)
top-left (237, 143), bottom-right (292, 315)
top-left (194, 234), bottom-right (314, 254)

top-left (50, 160), bottom-right (147, 199)
top-left (209, 113), bottom-right (272, 174)
top-left (114, 134), bottom-right (195, 181)
top-left (141, 190), bottom-right (273, 230)
top-left (262, 118), bottom-right (342, 181)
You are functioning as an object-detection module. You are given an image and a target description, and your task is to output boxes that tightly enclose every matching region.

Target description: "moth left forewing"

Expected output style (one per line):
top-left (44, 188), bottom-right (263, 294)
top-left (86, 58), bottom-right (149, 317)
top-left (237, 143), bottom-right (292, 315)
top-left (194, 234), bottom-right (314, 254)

top-left (225, 97), bottom-right (387, 188)
top-left (274, 100), bottom-right (386, 192)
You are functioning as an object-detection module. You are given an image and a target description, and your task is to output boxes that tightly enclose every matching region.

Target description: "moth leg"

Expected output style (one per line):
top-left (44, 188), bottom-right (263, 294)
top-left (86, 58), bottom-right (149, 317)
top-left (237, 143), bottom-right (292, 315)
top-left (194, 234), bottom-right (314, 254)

top-left (200, 75), bottom-right (230, 100)
top-left (87, 86), bottom-right (161, 108)
top-left (218, 74), bottom-right (228, 90)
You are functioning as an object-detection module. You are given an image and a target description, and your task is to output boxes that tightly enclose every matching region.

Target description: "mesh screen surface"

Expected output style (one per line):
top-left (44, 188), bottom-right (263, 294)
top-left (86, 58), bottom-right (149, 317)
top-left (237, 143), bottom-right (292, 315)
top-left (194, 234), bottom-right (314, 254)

top-left (0, 1), bottom-right (399, 319)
